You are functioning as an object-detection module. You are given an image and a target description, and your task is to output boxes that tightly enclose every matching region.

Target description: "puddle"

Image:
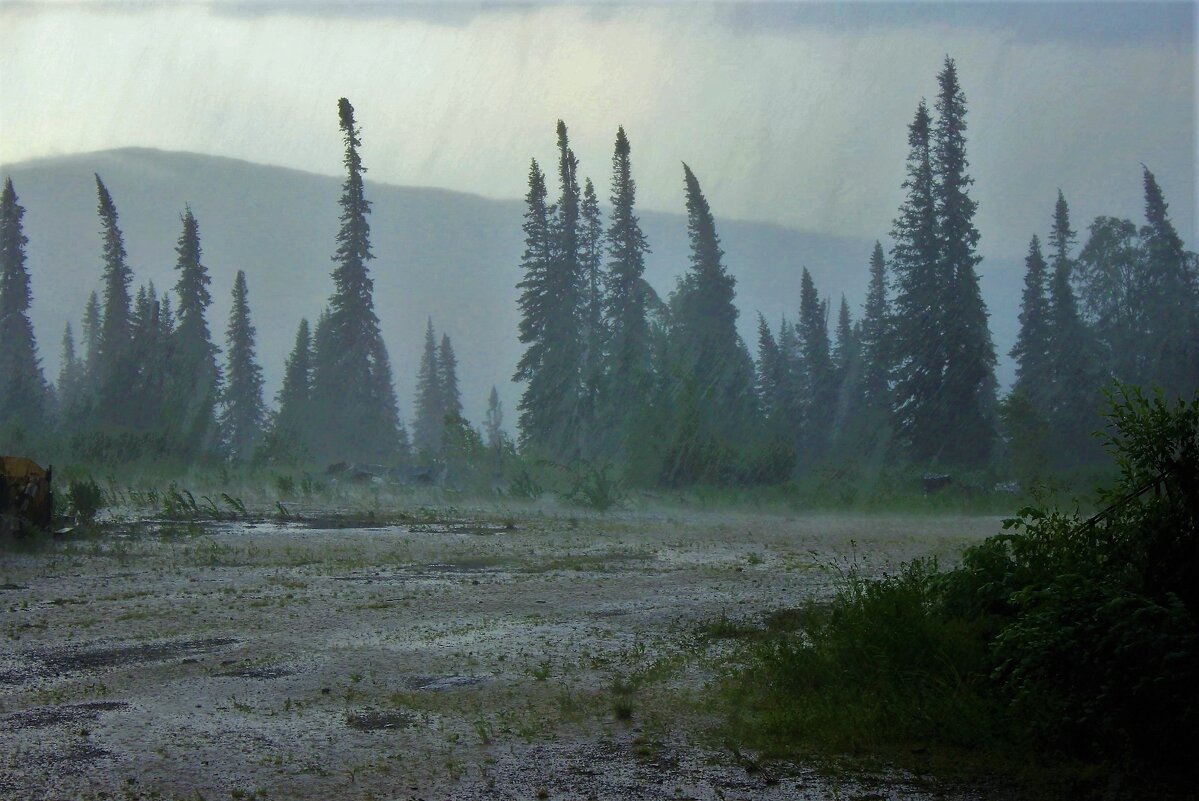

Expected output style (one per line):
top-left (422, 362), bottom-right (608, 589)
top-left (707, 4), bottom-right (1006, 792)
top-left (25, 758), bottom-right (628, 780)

top-left (345, 709), bottom-right (417, 731)
top-left (4, 701), bottom-right (129, 730)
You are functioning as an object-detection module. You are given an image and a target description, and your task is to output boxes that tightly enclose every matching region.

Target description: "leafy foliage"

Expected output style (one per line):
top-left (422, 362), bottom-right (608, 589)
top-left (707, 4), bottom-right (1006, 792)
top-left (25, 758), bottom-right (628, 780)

top-left (724, 385), bottom-right (1199, 782)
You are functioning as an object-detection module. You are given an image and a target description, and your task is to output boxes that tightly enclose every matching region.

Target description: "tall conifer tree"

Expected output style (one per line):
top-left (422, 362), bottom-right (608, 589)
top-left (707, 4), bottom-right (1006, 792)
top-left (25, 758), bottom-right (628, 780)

top-left (168, 207), bottom-right (221, 453)
top-left (578, 177), bottom-right (605, 456)
top-left (795, 268), bottom-right (834, 462)
top-left (1045, 192), bottom-right (1100, 461)
top-left (413, 318), bottom-right (443, 455)
top-left (514, 159), bottom-right (553, 452)
top-left (1139, 167), bottom-right (1198, 396)
top-left (93, 174), bottom-right (138, 429)
top-left (310, 97), bottom-right (402, 462)
top-left (0, 177), bottom-right (46, 433)
top-left (660, 164), bottom-right (756, 483)
top-left (889, 100), bottom-right (946, 461)
top-left (484, 386), bottom-right (504, 451)
top-left (57, 323), bottom-right (85, 425)
top-left (272, 318), bottom-right (314, 456)
top-left (603, 127), bottom-right (653, 448)
top-left (515, 123), bottom-right (586, 458)
top-left (1011, 235), bottom-right (1052, 413)
top-left (858, 242), bottom-right (891, 413)
top-left (932, 57), bottom-right (996, 464)
top-left (438, 333), bottom-right (463, 423)
top-left (219, 271), bottom-right (265, 460)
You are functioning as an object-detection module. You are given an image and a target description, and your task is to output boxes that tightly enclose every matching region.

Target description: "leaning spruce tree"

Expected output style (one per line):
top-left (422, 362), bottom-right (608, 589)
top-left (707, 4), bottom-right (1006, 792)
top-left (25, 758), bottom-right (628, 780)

top-left (219, 271), bottom-right (266, 461)
top-left (931, 57), bottom-right (997, 465)
top-left (168, 207), bottom-right (222, 455)
top-left (310, 97), bottom-right (402, 463)
top-left (0, 177), bottom-right (47, 434)
top-left (663, 163), bottom-right (757, 480)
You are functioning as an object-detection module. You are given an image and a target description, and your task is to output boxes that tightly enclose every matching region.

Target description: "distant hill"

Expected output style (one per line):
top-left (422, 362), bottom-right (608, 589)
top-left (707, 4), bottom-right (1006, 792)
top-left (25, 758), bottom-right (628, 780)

top-left (1, 148), bottom-right (1020, 427)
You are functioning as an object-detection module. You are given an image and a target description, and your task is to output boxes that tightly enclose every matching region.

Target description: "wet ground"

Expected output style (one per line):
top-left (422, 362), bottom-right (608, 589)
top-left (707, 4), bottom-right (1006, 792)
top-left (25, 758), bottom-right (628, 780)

top-left (0, 508), bottom-right (1003, 800)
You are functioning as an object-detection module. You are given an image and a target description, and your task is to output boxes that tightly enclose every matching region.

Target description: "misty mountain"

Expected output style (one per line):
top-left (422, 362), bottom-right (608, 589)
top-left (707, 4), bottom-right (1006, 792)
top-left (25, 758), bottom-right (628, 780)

top-left (1, 148), bottom-right (1020, 427)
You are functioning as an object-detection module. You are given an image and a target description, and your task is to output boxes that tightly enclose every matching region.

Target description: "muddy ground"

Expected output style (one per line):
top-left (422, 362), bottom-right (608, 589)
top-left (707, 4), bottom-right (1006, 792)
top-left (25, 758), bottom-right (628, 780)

top-left (0, 507), bottom-right (1005, 800)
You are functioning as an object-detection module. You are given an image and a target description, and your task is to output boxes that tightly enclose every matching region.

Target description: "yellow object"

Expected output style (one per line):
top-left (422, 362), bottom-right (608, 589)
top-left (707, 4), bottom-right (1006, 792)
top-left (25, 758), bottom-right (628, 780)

top-left (0, 456), bottom-right (53, 529)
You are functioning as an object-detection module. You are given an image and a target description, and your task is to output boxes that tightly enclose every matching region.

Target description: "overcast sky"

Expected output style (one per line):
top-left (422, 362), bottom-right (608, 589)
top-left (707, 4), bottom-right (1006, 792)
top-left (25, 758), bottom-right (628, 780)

top-left (0, 1), bottom-right (1194, 256)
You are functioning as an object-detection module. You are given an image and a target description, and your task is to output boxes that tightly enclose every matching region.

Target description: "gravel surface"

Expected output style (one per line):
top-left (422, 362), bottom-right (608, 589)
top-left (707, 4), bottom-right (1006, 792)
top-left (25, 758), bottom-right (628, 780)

top-left (0, 509), bottom-right (1004, 800)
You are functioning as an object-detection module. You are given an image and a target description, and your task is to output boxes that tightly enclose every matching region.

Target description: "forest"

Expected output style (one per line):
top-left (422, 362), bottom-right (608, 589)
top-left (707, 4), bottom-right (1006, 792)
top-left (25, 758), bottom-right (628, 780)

top-left (2, 59), bottom-right (1196, 506)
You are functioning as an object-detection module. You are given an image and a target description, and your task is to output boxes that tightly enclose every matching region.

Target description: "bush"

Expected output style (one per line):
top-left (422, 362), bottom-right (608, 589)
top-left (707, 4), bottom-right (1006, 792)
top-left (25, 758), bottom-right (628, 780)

top-left (66, 477), bottom-right (105, 522)
top-left (722, 383), bottom-right (1199, 782)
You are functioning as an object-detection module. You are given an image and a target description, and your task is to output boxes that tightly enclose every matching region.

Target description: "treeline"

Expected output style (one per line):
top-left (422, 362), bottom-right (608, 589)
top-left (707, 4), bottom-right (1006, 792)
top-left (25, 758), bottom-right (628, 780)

top-left (2, 59), bottom-right (1196, 491)
top-left (513, 56), bottom-right (1199, 487)
top-left (0, 99), bottom-right (460, 470)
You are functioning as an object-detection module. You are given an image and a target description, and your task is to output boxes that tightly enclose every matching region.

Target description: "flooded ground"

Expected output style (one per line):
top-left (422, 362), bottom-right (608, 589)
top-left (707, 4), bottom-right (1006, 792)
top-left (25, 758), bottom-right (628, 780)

top-left (0, 508), bottom-right (1004, 800)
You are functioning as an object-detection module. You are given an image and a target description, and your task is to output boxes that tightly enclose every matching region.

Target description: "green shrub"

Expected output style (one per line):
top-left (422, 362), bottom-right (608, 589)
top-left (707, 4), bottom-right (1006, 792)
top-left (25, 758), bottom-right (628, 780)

top-left (66, 478), bottom-right (105, 522)
top-left (722, 383), bottom-right (1199, 782)
top-left (558, 461), bottom-right (624, 512)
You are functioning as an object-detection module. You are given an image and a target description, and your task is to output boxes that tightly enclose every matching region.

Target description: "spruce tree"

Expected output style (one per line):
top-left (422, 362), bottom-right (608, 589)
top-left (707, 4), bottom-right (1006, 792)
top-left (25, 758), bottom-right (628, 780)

top-left (1076, 216), bottom-right (1145, 383)
top-left (1011, 235), bottom-right (1052, 412)
top-left (219, 271), bottom-right (266, 461)
top-left (1045, 192), bottom-right (1101, 463)
top-left (129, 282), bottom-right (169, 432)
top-left (0, 177), bottom-right (46, 434)
top-left (93, 174), bottom-right (139, 430)
top-left (578, 177), bottom-right (605, 456)
top-left (514, 159), bottom-right (553, 449)
top-left (1139, 167), bottom-right (1198, 396)
top-left (755, 313), bottom-right (784, 423)
top-left (309, 97), bottom-right (402, 463)
top-left (515, 123), bottom-right (586, 459)
top-left (484, 386), bottom-right (504, 451)
top-left (931, 58), bottom-right (996, 465)
top-left (271, 318), bottom-right (314, 458)
top-left (795, 268), bottom-right (835, 462)
top-left (56, 323), bottom-right (85, 425)
top-left (889, 100), bottom-right (946, 462)
top-left (438, 333), bottom-right (463, 424)
top-left (168, 207), bottom-right (221, 454)
top-left (832, 296), bottom-right (857, 382)
top-left (603, 126), bottom-right (653, 449)
top-left (661, 164), bottom-right (757, 483)
top-left (413, 318), bottom-right (443, 455)
top-left (858, 241), bottom-right (891, 413)
top-left (831, 295), bottom-right (862, 440)
top-left (82, 290), bottom-right (101, 380)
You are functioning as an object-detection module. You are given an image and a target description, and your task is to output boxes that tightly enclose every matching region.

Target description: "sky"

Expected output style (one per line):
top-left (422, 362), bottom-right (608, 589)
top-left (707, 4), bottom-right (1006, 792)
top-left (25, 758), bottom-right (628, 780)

top-left (0, 1), bottom-right (1194, 257)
